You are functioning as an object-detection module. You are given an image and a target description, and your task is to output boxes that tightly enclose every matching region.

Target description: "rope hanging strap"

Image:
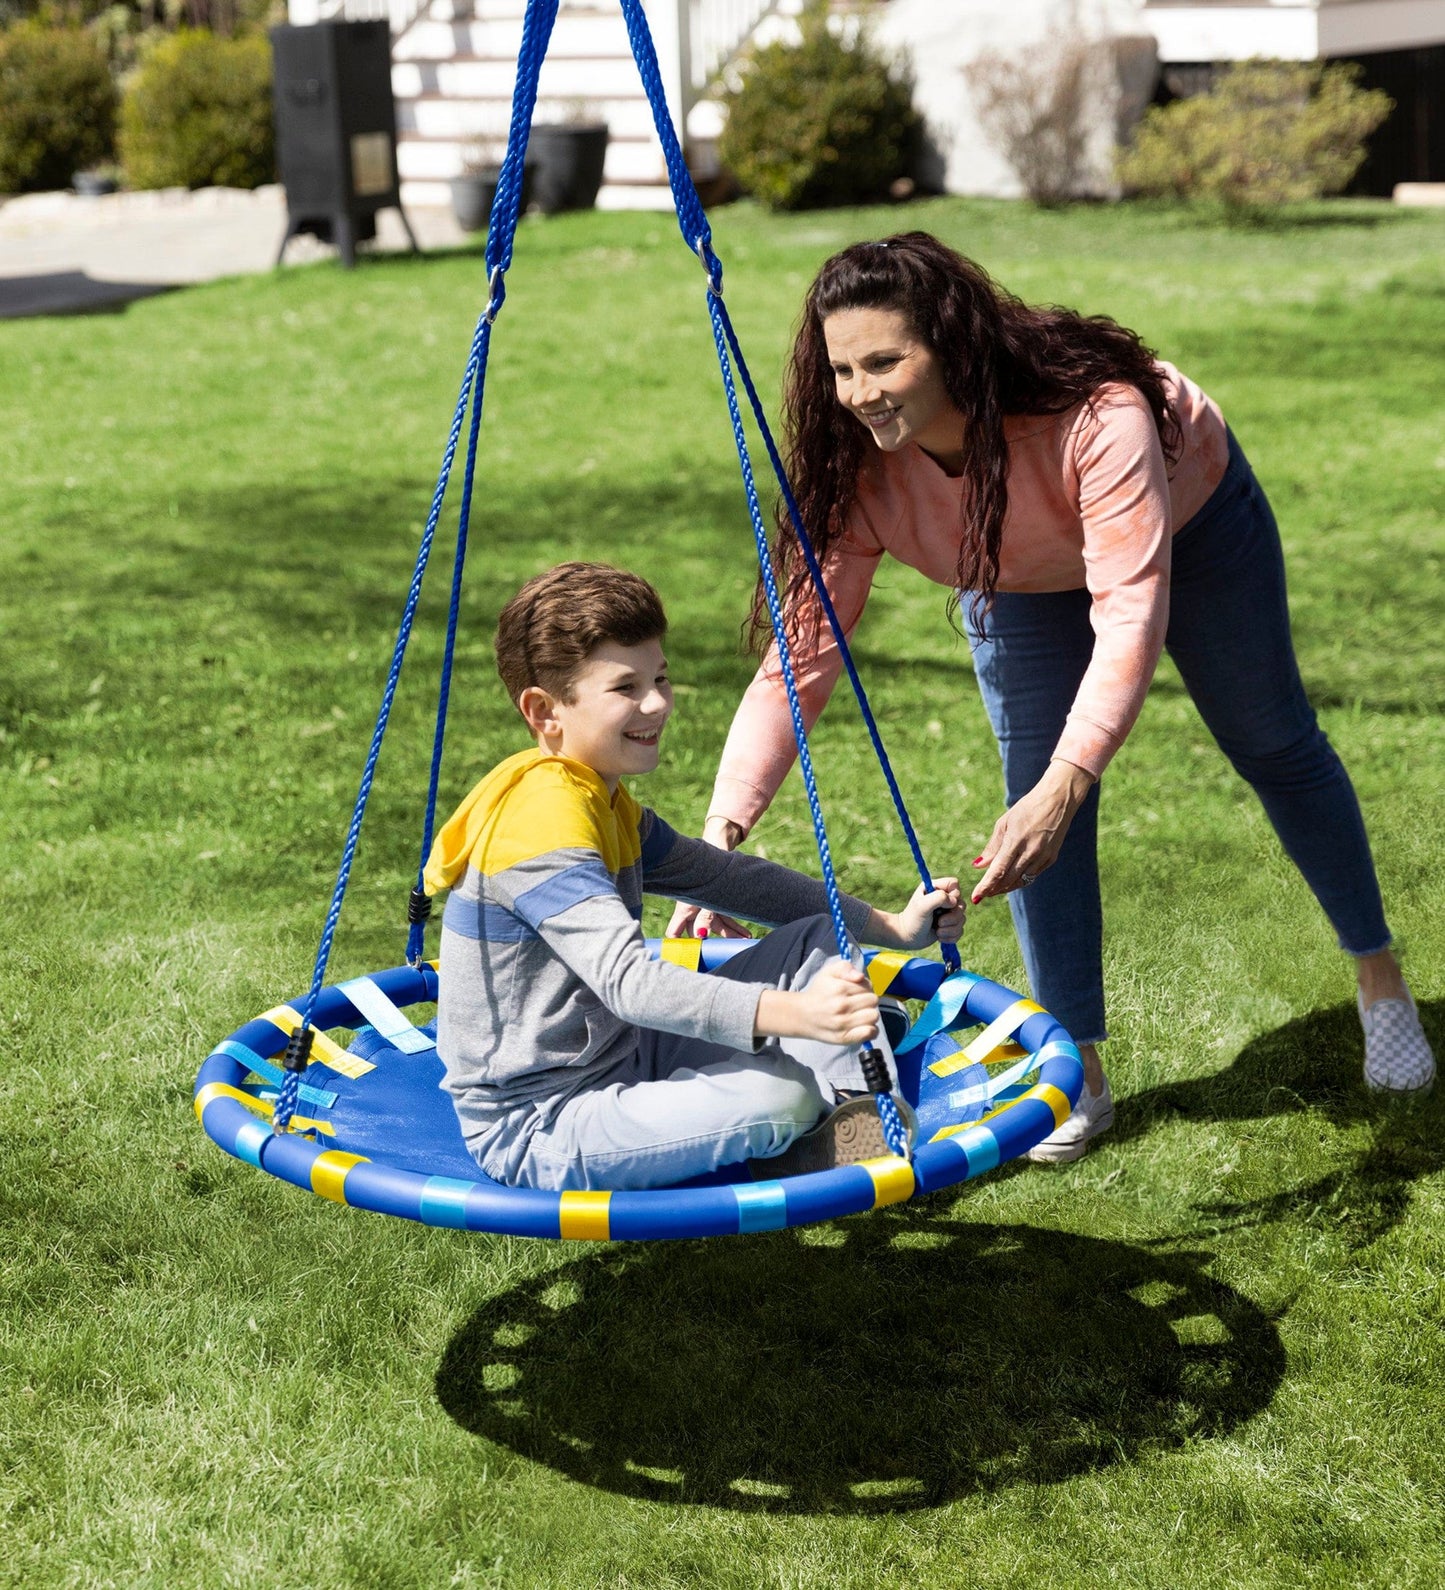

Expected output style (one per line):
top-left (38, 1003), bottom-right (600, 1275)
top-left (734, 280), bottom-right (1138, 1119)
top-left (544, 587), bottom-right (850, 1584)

top-left (616, 0), bottom-right (957, 974)
top-left (273, 0), bottom-right (561, 1135)
top-left (279, 0), bottom-right (943, 1163)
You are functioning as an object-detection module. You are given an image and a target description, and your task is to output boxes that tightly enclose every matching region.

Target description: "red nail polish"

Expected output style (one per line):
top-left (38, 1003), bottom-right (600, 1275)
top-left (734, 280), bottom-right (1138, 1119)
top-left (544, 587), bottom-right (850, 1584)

top-left (972, 856), bottom-right (984, 867)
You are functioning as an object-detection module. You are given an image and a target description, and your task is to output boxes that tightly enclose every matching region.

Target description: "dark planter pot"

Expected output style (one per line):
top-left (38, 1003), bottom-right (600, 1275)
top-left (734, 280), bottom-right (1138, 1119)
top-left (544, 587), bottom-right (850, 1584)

top-left (528, 123), bottom-right (609, 214)
top-left (449, 162), bottom-right (534, 233)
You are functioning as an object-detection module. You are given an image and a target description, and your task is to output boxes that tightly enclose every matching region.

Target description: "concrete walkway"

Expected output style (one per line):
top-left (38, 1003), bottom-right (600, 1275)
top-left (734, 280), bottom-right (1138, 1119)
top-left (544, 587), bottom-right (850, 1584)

top-left (0, 184), bottom-right (466, 319)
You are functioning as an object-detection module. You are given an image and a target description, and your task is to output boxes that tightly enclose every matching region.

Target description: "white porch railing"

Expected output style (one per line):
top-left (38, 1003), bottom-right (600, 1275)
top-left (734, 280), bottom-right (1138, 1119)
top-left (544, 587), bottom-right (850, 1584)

top-left (688, 0), bottom-right (781, 88)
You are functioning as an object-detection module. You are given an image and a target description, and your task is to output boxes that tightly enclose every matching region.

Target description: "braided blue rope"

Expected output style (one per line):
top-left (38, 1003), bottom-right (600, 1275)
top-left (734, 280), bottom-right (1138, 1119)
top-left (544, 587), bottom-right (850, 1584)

top-left (617, 0), bottom-right (952, 976)
top-left (703, 288), bottom-right (907, 1160)
top-left (486, 0), bottom-right (558, 282)
top-left (620, 0), bottom-right (916, 1155)
top-left (713, 303), bottom-right (962, 975)
top-left (274, 0), bottom-right (561, 1133)
top-left (616, 0), bottom-right (712, 258)
top-left (407, 363), bottom-right (483, 968)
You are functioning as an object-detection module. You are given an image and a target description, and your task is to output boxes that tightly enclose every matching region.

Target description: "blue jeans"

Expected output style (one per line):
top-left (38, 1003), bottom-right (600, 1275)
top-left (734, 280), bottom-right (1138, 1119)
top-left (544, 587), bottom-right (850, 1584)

top-left (967, 431), bottom-right (1390, 1045)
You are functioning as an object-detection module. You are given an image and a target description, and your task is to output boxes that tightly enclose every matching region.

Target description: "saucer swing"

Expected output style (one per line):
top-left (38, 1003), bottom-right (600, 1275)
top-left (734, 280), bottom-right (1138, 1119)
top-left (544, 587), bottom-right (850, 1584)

top-left (194, 0), bottom-right (1083, 1240)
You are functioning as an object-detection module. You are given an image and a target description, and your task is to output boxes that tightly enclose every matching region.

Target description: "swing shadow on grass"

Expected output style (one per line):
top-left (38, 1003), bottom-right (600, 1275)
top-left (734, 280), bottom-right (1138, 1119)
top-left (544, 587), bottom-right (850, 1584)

top-left (436, 1004), bottom-right (1442, 1514)
top-left (436, 1206), bottom-right (1284, 1514)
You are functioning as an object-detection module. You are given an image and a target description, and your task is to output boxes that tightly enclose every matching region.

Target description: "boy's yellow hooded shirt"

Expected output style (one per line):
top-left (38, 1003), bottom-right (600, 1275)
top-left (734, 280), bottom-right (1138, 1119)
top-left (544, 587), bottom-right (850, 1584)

top-left (424, 748), bottom-right (644, 895)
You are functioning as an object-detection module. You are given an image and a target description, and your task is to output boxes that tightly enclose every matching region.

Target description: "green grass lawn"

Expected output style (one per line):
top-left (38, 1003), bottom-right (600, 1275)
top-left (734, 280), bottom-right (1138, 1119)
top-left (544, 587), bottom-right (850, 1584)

top-left (2, 196), bottom-right (1443, 1588)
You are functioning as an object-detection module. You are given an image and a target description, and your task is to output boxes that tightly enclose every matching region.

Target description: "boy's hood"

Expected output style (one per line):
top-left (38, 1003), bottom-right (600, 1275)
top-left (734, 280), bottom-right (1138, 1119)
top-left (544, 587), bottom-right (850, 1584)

top-left (423, 747), bottom-right (543, 895)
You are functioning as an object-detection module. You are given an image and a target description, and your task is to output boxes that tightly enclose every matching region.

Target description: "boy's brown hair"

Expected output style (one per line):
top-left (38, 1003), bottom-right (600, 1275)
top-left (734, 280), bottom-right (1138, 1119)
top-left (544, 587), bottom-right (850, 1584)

top-left (494, 562), bottom-right (667, 707)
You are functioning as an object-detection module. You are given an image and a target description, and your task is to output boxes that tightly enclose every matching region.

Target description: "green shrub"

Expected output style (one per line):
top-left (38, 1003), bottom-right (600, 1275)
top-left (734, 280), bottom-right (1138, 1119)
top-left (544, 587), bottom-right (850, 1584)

top-left (718, 0), bottom-right (918, 211)
top-left (120, 29), bottom-right (272, 190)
top-left (1118, 59), bottom-right (1392, 212)
top-left (0, 22), bottom-right (116, 194)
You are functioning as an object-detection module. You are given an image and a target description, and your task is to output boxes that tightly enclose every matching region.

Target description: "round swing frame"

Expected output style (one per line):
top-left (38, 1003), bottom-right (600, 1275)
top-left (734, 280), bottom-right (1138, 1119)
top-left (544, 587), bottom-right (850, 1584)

top-left (194, 951), bottom-right (1083, 1243)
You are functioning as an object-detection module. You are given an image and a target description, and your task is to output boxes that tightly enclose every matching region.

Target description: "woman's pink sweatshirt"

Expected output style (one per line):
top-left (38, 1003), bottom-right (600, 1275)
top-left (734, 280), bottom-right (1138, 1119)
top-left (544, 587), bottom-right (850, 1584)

top-left (708, 363), bottom-right (1230, 835)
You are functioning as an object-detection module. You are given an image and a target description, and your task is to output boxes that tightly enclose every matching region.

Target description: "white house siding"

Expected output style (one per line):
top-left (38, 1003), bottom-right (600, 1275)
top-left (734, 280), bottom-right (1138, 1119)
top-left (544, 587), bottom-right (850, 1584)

top-left (868, 0), bottom-right (1158, 198)
top-left (1142, 0), bottom-right (1445, 62)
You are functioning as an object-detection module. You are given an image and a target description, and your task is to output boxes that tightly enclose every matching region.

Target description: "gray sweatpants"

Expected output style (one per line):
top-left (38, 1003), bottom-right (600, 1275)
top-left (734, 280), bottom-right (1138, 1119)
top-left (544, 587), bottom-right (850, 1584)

top-left (476, 916), bottom-right (889, 1191)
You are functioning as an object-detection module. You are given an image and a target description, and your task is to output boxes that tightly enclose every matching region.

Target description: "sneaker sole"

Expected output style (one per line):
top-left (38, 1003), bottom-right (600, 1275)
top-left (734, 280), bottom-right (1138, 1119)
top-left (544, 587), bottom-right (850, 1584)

top-left (749, 1097), bottom-right (889, 1180)
top-left (1364, 1072), bottom-right (1436, 1097)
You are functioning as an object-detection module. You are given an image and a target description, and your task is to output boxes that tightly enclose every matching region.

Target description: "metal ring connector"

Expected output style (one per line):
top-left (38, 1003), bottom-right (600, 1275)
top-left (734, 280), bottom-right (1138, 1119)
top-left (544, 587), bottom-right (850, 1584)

top-left (695, 236), bottom-right (722, 298)
top-left (484, 265), bottom-right (506, 324)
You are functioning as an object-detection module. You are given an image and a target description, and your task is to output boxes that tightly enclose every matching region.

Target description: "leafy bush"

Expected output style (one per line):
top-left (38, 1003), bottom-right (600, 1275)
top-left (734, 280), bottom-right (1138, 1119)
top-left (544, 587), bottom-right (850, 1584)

top-left (718, 0), bottom-right (919, 211)
top-left (0, 22), bottom-right (116, 194)
top-left (1118, 59), bottom-right (1392, 212)
top-left (120, 29), bottom-right (273, 190)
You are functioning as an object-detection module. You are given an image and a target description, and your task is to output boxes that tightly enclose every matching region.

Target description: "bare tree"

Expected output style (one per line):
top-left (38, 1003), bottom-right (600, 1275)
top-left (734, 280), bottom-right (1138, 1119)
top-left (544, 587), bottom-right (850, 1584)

top-left (964, 20), bottom-right (1107, 205)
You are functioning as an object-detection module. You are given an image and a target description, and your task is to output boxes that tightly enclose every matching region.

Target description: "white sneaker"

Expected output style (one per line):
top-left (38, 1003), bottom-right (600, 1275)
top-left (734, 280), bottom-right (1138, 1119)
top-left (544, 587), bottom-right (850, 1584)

top-left (1025, 1074), bottom-right (1114, 1164)
top-left (1359, 989), bottom-right (1436, 1095)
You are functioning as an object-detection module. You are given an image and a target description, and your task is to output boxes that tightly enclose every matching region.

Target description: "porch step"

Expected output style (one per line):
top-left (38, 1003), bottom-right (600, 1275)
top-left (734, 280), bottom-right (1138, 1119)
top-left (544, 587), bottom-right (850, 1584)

top-left (391, 0), bottom-right (671, 208)
top-left (394, 80), bottom-right (659, 142)
top-left (398, 177), bottom-right (676, 211)
top-left (397, 128), bottom-right (665, 185)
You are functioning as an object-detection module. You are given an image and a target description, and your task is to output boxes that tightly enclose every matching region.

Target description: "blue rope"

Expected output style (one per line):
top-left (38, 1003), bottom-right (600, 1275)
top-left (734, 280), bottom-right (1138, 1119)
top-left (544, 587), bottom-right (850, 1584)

top-left (703, 289), bottom-right (908, 1160)
top-left (616, 0), bottom-right (713, 262)
top-left (712, 304), bottom-right (961, 975)
top-left (408, 342), bottom-right (484, 967)
top-left (274, 0), bottom-right (561, 1134)
top-left (621, 0), bottom-right (921, 1153)
top-left (404, 0), bottom-right (560, 972)
top-left (617, 0), bottom-right (951, 976)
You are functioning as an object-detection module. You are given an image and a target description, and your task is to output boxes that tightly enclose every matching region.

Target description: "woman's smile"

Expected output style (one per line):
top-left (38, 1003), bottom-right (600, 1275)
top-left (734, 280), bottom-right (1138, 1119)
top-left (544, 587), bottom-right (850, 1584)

top-left (822, 306), bottom-right (965, 465)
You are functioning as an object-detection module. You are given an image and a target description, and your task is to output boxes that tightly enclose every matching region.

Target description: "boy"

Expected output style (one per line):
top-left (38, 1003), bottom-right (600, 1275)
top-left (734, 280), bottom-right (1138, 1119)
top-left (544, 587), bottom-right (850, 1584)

top-left (424, 562), bottom-right (963, 1191)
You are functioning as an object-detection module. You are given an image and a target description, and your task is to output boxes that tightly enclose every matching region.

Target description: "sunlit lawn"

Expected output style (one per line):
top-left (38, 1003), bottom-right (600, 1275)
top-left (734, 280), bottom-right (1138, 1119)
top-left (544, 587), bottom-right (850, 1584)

top-left (1, 195), bottom-right (1442, 1587)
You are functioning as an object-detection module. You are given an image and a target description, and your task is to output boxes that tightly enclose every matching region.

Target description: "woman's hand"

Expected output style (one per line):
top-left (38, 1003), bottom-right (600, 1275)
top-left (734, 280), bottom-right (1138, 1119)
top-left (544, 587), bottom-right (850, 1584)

top-left (972, 759), bottom-right (1095, 903)
top-left (756, 960), bottom-right (879, 1045)
top-left (665, 817), bottom-right (754, 940)
top-left (867, 879), bottom-right (965, 950)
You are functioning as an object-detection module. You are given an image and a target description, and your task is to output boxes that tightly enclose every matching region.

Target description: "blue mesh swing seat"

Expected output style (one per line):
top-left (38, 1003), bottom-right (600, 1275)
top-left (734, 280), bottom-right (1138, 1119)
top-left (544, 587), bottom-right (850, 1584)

top-left (193, 0), bottom-right (1083, 1241)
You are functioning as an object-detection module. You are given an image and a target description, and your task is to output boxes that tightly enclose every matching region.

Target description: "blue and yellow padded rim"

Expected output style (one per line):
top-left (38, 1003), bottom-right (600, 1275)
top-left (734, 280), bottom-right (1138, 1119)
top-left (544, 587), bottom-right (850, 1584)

top-left (193, 945), bottom-right (1083, 1242)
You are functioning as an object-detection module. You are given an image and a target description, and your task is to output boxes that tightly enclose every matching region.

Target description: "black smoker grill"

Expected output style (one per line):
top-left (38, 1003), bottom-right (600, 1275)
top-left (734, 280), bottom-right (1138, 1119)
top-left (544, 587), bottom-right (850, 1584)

top-left (270, 20), bottom-right (418, 267)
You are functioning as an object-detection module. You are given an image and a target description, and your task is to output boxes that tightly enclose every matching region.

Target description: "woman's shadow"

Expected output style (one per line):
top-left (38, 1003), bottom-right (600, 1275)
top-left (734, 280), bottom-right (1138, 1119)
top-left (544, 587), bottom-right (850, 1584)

top-left (436, 1207), bottom-right (1284, 1513)
top-left (1116, 998), bottom-right (1444, 1250)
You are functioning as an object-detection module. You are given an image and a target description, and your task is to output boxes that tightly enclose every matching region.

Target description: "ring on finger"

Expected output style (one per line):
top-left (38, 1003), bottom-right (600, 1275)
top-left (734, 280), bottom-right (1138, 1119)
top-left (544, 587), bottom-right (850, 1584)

top-left (1020, 870), bottom-right (1038, 885)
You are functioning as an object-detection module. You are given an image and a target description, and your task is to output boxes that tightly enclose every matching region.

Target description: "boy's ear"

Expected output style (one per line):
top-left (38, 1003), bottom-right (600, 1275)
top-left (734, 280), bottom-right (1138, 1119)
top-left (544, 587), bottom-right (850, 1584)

top-left (517, 685), bottom-right (559, 738)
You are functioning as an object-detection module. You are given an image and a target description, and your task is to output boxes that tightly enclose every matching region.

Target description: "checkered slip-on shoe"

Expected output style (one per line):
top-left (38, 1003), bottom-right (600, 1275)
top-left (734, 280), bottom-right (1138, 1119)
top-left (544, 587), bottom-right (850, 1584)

top-left (1359, 989), bottom-right (1436, 1095)
top-left (1025, 1074), bottom-right (1115, 1165)
top-left (748, 1095), bottom-right (889, 1180)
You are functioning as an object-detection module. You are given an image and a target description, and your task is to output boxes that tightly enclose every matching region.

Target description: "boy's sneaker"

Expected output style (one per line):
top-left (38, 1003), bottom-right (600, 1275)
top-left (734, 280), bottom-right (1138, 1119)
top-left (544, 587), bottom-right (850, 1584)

top-left (749, 1096), bottom-right (888, 1180)
top-left (1360, 989), bottom-right (1436, 1095)
top-left (1024, 1074), bottom-right (1114, 1165)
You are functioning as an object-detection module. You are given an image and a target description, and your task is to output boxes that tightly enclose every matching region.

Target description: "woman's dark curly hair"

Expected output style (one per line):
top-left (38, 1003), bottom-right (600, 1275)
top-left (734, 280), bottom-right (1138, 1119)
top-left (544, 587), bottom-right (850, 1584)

top-left (749, 231), bottom-right (1181, 655)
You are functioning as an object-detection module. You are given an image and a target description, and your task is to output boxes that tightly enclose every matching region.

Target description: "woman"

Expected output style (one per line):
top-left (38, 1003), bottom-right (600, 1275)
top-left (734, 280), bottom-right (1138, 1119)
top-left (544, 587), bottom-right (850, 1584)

top-left (670, 231), bottom-right (1433, 1161)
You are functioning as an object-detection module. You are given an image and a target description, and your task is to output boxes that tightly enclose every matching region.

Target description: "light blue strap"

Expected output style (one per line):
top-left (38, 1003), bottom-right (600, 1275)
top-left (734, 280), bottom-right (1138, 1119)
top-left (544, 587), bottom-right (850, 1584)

top-left (894, 970), bottom-right (985, 1056)
top-left (949, 1038), bottom-right (1076, 1104)
top-left (213, 1040), bottom-right (339, 1109)
top-left (338, 976), bottom-right (436, 1054)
